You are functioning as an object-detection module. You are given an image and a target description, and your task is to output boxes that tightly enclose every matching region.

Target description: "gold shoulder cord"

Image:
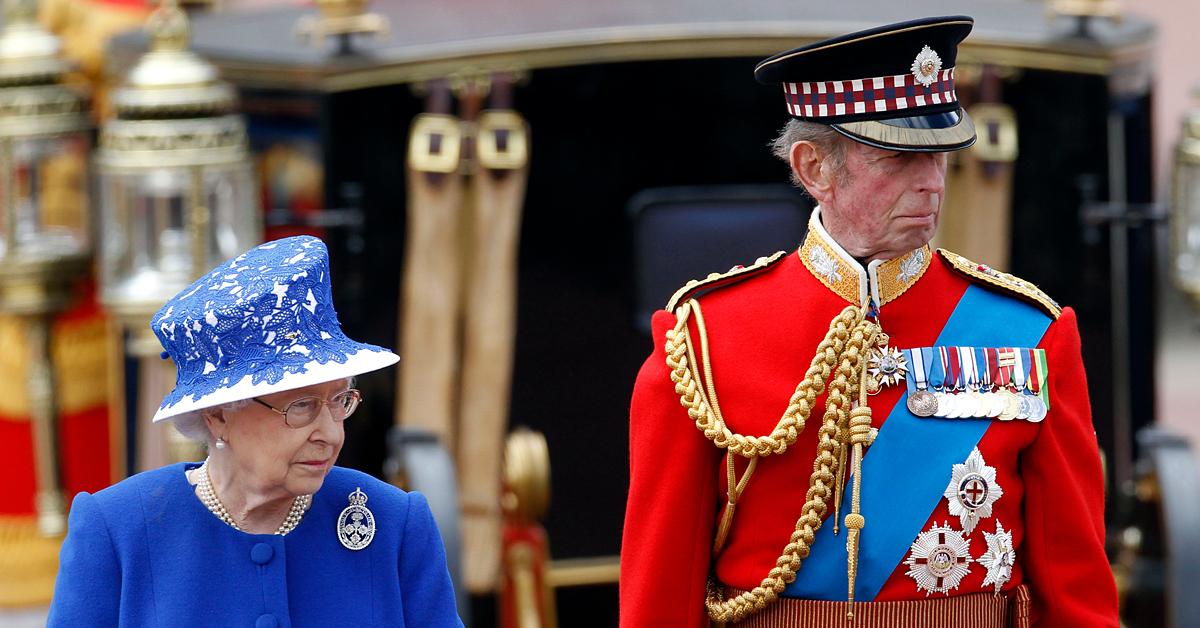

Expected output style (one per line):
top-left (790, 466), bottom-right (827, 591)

top-left (665, 298), bottom-right (881, 623)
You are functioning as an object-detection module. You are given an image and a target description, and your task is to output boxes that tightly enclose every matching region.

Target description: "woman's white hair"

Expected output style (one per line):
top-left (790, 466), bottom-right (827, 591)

top-left (171, 399), bottom-right (252, 442)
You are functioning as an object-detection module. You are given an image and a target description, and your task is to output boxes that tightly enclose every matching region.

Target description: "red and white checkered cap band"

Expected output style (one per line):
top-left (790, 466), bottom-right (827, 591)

top-left (782, 68), bottom-right (956, 119)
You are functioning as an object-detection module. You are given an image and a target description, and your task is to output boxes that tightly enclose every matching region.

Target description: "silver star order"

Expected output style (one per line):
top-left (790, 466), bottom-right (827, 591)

top-left (979, 519), bottom-right (1016, 595)
top-left (868, 345), bottom-right (909, 388)
top-left (943, 447), bottom-right (1003, 535)
top-left (904, 521), bottom-right (973, 596)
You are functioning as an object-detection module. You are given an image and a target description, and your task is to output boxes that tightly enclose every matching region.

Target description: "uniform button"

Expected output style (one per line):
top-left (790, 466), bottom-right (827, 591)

top-left (250, 543), bottom-right (274, 565)
top-left (255, 614), bottom-right (278, 628)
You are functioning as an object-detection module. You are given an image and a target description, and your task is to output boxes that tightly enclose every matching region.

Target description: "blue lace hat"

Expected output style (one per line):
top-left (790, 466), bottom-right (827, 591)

top-left (151, 236), bottom-right (398, 423)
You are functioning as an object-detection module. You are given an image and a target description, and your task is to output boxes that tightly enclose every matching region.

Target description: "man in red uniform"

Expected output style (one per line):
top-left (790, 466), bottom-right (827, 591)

top-left (620, 16), bottom-right (1118, 627)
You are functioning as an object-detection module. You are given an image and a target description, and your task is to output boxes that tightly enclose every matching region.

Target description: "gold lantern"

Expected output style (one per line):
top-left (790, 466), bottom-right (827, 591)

top-left (1172, 86), bottom-right (1200, 310)
top-left (96, 0), bottom-right (259, 471)
top-left (0, 0), bottom-right (92, 536)
top-left (1172, 86), bottom-right (1200, 309)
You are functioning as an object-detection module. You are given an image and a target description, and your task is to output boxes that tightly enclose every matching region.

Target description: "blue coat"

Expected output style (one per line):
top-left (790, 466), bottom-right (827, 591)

top-left (48, 462), bottom-right (463, 627)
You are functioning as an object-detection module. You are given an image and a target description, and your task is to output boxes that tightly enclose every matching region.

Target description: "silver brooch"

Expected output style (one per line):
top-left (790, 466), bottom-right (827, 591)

top-left (910, 45), bottom-right (942, 88)
top-left (979, 520), bottom-right (1016, 594)
top-left (337, 487), bottom-right (376, 550)
top-left (904, 522), bottom-right (973, 595)
top-left (943, 447), bottom-right (1003, 534)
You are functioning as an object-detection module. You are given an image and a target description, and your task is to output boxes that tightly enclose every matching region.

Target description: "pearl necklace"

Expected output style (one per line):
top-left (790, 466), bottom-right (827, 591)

top-left (196, 459), bottom-right (312, 535)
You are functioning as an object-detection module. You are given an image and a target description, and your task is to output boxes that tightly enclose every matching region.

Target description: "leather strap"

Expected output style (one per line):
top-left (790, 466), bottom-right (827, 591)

top-left (397, 80), bottom-right (466, 451)
top-left (457, 73), bottom-right (531, 594)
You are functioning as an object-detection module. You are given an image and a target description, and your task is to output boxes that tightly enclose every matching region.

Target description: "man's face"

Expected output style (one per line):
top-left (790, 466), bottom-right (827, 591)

top-left (820, 140), bottom-right (948, 262)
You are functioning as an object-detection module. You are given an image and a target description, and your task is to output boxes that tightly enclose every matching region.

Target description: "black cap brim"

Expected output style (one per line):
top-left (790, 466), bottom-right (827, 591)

top-left (833, 108), bottom-right (977, 153)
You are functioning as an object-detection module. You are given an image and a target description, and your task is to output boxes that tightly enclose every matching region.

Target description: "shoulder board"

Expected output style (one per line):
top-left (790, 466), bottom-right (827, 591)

top-left (665, 250), bottom-right (788, 312)
top-left (937, 248), bottom-right (1061, 319)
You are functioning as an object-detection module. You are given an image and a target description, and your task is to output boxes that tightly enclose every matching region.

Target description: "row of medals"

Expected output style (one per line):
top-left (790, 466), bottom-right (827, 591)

top-left (906, 382), bottom-right (1046, 422)
top-left (866, 336), bottom-right (1046, 422)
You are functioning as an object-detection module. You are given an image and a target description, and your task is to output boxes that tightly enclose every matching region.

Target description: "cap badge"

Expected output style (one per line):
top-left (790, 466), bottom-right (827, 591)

top-left (911, 45), bottom-right (942, 87)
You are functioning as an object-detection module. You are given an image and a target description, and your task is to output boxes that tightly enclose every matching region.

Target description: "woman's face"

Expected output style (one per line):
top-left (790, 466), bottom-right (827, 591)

top-left (207, 378), bottom-right (350, 498)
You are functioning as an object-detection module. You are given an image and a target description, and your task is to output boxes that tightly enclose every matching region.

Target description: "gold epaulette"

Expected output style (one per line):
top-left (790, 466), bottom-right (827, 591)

top-left (937, 249), bottom-right (1061, 320)
top-left (665, 250), bottom-right (788, 312)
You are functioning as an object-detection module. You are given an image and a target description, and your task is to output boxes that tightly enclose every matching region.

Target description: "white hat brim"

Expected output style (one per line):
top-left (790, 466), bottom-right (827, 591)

top-left (152, 348), bottom-right (399, 423)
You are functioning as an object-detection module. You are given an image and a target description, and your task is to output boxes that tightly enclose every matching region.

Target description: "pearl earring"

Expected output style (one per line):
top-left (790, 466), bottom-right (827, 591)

top-left (215, 437), bottom-right (227, 450)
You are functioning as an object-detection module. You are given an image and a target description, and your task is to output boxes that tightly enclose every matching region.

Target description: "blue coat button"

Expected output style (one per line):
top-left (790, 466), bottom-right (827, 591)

top-left (250, 543), bottom-right (274, 565)
top-left (255, 614), bottom-right (279, 628)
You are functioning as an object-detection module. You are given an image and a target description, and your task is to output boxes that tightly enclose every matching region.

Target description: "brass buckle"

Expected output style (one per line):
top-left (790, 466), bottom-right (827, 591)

top-left (407, 113), bottom-right (462, 174)
top-left (968, 103), bottom-right (1018, 163)
top-left (476, 110), bottom-right (528, 171)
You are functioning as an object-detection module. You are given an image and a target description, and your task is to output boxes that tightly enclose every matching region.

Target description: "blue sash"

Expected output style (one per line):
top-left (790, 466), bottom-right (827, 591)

top-left (783, 285), bottom-right (1051, 600)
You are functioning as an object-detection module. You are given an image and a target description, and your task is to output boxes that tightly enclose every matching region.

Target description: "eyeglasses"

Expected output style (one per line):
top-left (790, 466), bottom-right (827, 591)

top-left (252, 389), bottom-right (362, 428)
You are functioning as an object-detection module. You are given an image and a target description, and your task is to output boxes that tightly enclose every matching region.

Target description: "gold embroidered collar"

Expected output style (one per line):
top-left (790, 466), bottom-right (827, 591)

top-left (798, 208), bottom-right (931, 307)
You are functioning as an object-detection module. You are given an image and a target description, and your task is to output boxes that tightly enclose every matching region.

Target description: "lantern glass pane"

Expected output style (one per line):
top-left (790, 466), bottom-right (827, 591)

top-left (99, 163), bottom-right (260, 309)
top-left (205, 163), bottom-right (259, 262)
top-left (0, 132), bottom-right (91, 260)
top-left (1175, 159), bottom-right (1200, 293)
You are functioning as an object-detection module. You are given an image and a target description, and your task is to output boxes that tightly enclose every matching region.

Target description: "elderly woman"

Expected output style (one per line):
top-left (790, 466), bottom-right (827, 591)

top-left (48, 236), bottom-right (462, 627)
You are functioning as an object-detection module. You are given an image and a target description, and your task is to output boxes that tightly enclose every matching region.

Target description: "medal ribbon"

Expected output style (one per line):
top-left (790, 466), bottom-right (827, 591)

top-left (1023, 349), bottom-right (1037, 395)
top-left (1012, 347), bottom-right (1027, 391)
top-left (986, 348), bottom-right (1001, 392)
top-left (929, 347), bottom-right (947, 392)
top-left (1034, 349), bottom-right (1051, 410)
top-left (975, 347), bottom-right (991, 391)
top-left (960, 346), bottom-right (978, 391)
top-left (946, 346), bottom-right (962, 391)
top-left (920, 348), bottom-right (934, 392)
top-left (785, 286), bottom-right (1053, 601)
top-left (995, 348), bottom-right (1014, 391)
top-left (905, 349), bottom-right (931, 394)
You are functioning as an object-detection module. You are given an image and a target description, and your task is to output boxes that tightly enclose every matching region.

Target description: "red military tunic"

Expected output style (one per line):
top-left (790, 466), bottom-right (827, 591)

top-left (620, 211), bottom-right (1116, 626)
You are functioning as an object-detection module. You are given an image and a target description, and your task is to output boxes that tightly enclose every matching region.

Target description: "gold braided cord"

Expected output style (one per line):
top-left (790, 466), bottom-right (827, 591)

top-left (691, 303), bottom-right (726, 425)
top-left (666, 299), bottom-right (865, 458)
top-left (663, 297), bottom-right (879, 623)
top-left (832, 443), bottom-right (846, 535)
top-left (691, 302), bottom-right (762, 555)
top-left (844, 355), bottom-right (875, 619)
top-left (833, 341), bottom-right (863, 535)
top-left (712, 454), bottom-right (759, 554)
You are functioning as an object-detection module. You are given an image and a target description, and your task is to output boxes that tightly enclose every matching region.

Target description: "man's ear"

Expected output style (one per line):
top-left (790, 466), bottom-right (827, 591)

top-left (789, 140), bottom-right (834, 203)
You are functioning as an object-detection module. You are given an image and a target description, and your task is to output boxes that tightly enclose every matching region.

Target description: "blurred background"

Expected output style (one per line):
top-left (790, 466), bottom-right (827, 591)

top-left (0, 0), bottom-right (1198, 626)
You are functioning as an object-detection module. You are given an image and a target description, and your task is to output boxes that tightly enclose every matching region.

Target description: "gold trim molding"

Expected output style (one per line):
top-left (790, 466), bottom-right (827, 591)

top-left (192, 25), bottom-right (1154, 93)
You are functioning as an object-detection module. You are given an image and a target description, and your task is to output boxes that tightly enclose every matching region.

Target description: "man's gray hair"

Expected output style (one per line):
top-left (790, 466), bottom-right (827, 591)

top-left (771, 119), bottom-right (848, 191)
